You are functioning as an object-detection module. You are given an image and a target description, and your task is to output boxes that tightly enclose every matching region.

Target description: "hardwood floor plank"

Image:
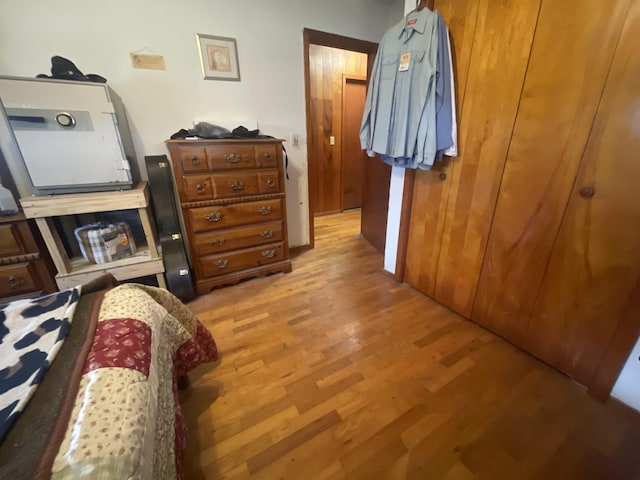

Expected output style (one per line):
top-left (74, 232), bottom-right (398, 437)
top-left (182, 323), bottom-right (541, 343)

top-left (183, 210), bottom-right (640, 479)
top-left (246, 410), bottom-right (341, 474)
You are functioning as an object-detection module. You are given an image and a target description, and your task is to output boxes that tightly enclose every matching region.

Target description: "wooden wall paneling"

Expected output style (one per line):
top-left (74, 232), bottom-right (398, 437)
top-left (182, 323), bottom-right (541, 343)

top-left (432, 0), bottom-right (542, 318)
top-left (527, 1), bottom-right (640, 388)
top-left (308, 45), bottom-right (367, 216)
top-left (404, 0), bottom-right (480, 295)
top-left (472, 0), bottom-right (631, 344)
top-left (322, 45), bottom-right (338, 215)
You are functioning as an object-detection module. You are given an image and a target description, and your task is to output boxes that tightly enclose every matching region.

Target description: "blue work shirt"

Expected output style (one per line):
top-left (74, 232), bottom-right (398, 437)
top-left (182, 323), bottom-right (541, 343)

top-left (360, 8), bottom-right (439, 169)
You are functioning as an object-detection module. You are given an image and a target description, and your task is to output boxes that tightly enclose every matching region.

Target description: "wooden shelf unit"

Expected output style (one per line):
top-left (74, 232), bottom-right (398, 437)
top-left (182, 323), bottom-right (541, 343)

top-left (20, 182), bottom-right (166, 290)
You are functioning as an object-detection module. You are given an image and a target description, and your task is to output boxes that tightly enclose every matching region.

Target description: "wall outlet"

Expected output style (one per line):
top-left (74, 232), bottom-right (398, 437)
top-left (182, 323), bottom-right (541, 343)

top-left (330, 135), bottom-right (335, 146)
top-left (292, 134), bottom-right (299, 147)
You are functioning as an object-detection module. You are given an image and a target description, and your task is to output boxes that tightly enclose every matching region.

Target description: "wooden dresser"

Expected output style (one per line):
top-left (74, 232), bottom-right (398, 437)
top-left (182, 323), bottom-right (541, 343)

top-left (0, 214), bottom-right (57, 302)
top-left (166, 138), bottom-right (291, 294)
top-left (1, 147), bottom-right (57, 303)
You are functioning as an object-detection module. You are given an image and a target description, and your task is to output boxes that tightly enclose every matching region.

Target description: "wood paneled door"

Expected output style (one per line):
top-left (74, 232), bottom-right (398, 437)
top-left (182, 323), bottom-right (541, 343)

top-left (525, 0), bottom-right (640, 390)
top-left (402, 0), bottom-right (640, 398)
top-left (473, 0), bottom-right (633, 378)
top-left (341, 75), bottom-right (367, 211)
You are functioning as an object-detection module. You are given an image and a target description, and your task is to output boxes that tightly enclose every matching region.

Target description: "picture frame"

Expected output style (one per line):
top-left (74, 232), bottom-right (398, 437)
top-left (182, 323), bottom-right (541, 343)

top-left (196, 33), bottom-right (241, 81)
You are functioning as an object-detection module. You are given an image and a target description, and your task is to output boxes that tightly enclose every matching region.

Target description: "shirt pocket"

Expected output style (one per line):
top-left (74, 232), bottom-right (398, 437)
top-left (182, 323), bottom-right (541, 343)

top-left (380, 54), bottom-right (399, 81)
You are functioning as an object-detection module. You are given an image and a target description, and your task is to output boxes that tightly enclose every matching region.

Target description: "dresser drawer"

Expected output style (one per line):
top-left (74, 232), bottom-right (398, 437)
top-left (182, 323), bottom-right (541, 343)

top-left (211, 172), bottom-right (259, 198)
top-left (206, 145), bottom-right (255, 170)
top-left (0, 262), bottom-right (38, 297)
top-left (189, 198), bottom-right (283, 233)
top-left (198, 243), bottom-right (285, 277)
top-left (176, 145), bottom-right (209, 173)
top-left (255, 145), bottom-right (279, 168)
top-left (183, 175), bottom-right (214, 201)
top-left (0, 222), bottom-right (37, 257)
top-left (193, 221), bottom-right (283, 256)
top-left (258, 170), bottom-right (280, 194)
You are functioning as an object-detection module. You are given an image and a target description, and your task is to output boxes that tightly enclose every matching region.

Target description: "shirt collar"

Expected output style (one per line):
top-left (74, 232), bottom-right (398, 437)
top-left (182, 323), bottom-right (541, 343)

top-left (399, 9), bottom-right (432, 42)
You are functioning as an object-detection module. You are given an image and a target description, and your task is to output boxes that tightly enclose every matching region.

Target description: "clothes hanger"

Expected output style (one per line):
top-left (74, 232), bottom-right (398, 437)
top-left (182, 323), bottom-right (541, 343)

top-left (415, 0), bottom-right (433, 11)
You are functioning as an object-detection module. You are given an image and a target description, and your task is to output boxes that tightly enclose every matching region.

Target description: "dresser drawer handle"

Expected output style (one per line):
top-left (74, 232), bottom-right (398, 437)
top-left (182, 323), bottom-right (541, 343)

top-left (195, 183), bottom-right (207, 195)
top-left (259, 230), bottom-right (274, 239)
top-left (225, 153), bottom-right (241, 163)
top-left (210, 239), bottom-right (225, 247)
top-left (229, 181), bottom-right (245, 191)
top-left (266, 179), bottom-right (276, 188)
top-left (214, 259), bottom-right (229, 269)
top-left (263, 152), bottom-right (272, 160)
top-left (8, 275), bottom-right (24, 289)
top-left (190, 156), bottom-right (200, 165)
top-left (261, 250), bottom-right (276, 259)
top-left (258, 206), bottom-right (272, 215)
top-left (205, 212), bottom-right (223, 222)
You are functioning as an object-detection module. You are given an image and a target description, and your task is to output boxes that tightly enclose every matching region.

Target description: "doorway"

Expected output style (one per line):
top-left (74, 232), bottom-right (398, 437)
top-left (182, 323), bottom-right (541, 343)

top-left (303, 29), bottom-right (389, 250)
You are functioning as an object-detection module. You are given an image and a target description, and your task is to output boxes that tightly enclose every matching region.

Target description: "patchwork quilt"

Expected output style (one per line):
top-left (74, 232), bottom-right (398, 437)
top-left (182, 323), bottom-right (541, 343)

top-left (0, 278), bottom-right (218, 480)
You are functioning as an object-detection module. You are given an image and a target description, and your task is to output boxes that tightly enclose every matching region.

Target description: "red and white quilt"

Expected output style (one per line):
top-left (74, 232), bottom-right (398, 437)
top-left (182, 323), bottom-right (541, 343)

top-left (49, 283), bottom-right (217, 479)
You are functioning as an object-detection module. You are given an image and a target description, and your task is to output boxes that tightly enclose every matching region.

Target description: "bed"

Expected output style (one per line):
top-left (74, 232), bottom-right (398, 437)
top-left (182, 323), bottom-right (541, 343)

top-left (0, 274), bottom-right (218, 479)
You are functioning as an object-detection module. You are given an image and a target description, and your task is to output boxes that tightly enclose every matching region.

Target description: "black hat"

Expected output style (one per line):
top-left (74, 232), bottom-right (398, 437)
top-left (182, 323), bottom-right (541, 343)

top-left (38, 56), bottom-right (107, 83)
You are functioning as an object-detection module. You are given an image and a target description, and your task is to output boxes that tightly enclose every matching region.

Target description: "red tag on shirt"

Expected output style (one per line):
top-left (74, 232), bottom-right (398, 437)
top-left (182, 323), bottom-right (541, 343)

top-left (408, 18), bottom-right (418, 26)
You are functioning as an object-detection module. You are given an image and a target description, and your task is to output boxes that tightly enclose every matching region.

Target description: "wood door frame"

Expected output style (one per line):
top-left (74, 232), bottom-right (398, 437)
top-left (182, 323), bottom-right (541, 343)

top-left (341, 74), bottom-right (368, 213)
top-left (303, 28), bottom-right (378, 248)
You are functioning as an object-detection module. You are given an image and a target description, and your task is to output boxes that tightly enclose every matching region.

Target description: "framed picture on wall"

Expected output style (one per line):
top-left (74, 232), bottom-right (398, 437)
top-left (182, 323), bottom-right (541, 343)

top-left (196, 33), bottom-right (241, 81)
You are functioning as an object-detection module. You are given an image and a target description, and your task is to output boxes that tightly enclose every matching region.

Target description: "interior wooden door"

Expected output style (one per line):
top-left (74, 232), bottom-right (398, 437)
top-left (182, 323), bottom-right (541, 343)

top-left (430, 0), bottom-right (541, 317)
top-left (404, 0), bottom-right (480, 296)
top-left (524, 1), bottom-right (640, 387)
top-left (360, 156), bottom-right (390, 254)
top-left (342, 76), bottom-right (367, 211)
top-left (472, 0), bottom-right (631, 343)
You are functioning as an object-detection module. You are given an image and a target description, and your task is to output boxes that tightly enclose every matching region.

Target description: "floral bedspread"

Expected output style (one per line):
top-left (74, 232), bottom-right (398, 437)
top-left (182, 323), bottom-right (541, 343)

top-left (49, 283), bottom-right (217, 480)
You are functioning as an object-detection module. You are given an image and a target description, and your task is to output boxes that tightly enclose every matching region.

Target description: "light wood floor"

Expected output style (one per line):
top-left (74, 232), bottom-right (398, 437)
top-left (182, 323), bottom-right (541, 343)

top-left (181, 209), bottom-right (640, 479)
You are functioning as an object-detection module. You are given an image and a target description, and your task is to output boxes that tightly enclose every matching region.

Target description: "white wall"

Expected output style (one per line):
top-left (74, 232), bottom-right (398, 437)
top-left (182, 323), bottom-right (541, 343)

top-left (382, 0), bottom-right (413, 274)
top-left (0, 0), bottom-right (401, 247)
top-left (612, 334), bottom-right (640, 412)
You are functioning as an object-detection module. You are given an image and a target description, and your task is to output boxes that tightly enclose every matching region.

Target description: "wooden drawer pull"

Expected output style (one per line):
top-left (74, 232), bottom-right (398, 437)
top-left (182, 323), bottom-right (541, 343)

top-left (214, 259), bottom-right (229, 269)
top-left (263, 152), bottom-right (272, 160)
top-left (205, 212), bottom-right (223, 222)
top-left (195, 183), bottom-right (207, 195)
top-left (261, 250), bottom-right (276, 259)
top-left (225, 153), bottom-right (241, 163)
top-left (258, 206), bottom-right (272, 215)
top-left (229, 181), bottom-right (245, 191)
top-left (259, 230), bottom-right (274, 239)
top-left (210, 239), bottom-right (225, 247)
top-left (8, 275), bottom-right (24, 289)
top-left (266, 179), bottom-right (276, 188)
top-left (191, 156), bottom-right (200, 165)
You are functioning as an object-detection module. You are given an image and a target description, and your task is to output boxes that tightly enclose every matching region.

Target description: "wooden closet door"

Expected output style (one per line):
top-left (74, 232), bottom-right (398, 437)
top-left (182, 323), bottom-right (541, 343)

top-left (431, 0), bottom-right (541, 317)
top-left (404, 0), bottom-right (480, 296)
top-left (472, 0), bottom-right (631, 344)
top-left (526, 1), bottom-right (640, 387)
